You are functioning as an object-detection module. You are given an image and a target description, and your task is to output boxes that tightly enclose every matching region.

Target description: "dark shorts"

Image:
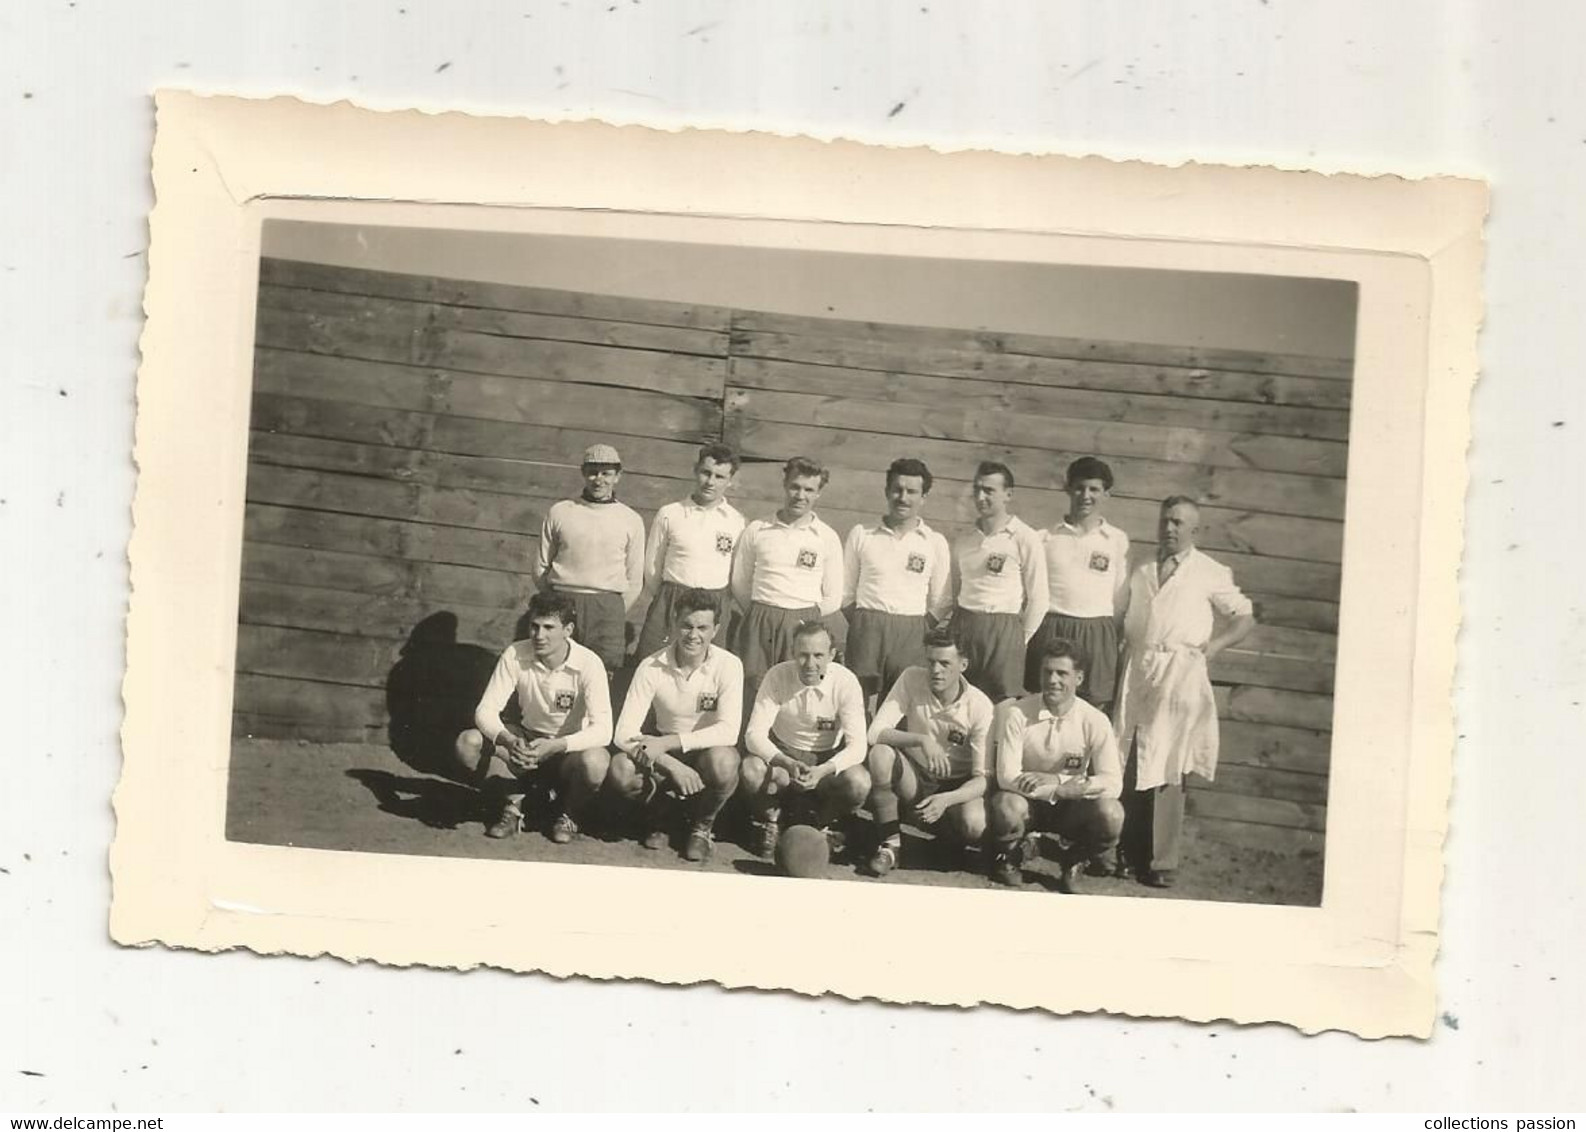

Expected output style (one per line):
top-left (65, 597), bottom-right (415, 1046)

top-left (845, 608), bottom-right (927, 695)
top-left (553, 588), bottom-right (627, 672)
top-left (1020, 794), bottom-right (1122, 858)
top-left (755, 734), bottom-right (864, 825)
top-left (486, 724), bottom-right (569, 788)
top-left (768, 732), bottom-right (842, 769)
top-left (635, 580), bottom-right (731, 660)
top-left (1025, 612), bottom-right (1119, 704)
top-left (953, 608), bottom-right (1025, 702)
top-left (736, 602), bottom-right (848, 688)
top-left (910, 770), bottom-right (972, 801)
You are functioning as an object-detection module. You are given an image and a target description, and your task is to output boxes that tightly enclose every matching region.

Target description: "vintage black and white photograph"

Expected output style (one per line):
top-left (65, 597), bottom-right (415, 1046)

top-left (225, 217), bottom-right (1353, 908)
top-left (115, 94), bottom-right (1479, 1034)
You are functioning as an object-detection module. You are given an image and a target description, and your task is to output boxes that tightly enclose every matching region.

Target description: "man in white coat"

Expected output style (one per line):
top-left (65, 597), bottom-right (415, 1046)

top-left (1112, 495), bottom-right (1255, 888)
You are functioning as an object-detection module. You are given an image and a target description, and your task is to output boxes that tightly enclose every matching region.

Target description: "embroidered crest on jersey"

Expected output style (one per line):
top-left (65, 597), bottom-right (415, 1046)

top-left (715, 532), bottom-right (735, 555)
top-left (1061, 753), bottom-right (1085, 773)
top-left (697, 692), bottom-right (719, 713)
top-left (1088, 551), bottom-right (1111, 573)
top-left (985, 552), bottom-right (1008, 575)
top-left (947, 726), bottom-right (967, 747)
top-left (815, 716), bottom-right (837, 732)
top-left (906, 552), bottom-right (927, 574)
top-left (553, 690), bottom-right (576, 712)
top-left (796, 548), bottom-right (819, 570)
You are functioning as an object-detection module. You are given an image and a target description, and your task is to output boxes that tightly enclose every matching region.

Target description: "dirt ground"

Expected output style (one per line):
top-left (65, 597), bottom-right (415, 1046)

top-left (226, 738), bottom-right (1323, 905)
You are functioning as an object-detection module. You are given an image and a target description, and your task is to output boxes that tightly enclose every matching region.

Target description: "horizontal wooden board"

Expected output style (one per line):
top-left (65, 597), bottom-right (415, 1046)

top-left (1211, 648), bottom-right (1336, 695)
top-left (256, 305), bottom-right (429, 366)
top-left (241, 542), bottom-right (527, 610)
top-left (237, 624), bottom-right (402, 690)
top-left (1245, 595), bottom-right (1339, 635)
top-left (1239, 624), bottom-right (1336, 663)
top-left (260, 258), bottom-right (737, 331)
top-left (245, 503), bottom-right (538, 576)
top-left (256, 308), bottom-right (729, 400)
top-left (247, 464), bottom-right (543, 537)
top-left (251, 392), bottom-right (705, 477)
top-left (732, 357), bottom-right (1352, 442)
top-left (728, 461), bottom-right (1344, 565)
top-left (429, 328), bottom-right (728, 400)
top-left (239, 580), bottom-right (522, 650)
top-left (1194, 763), bottom-right (1330, 806)
top-left (1214, 684), bottom-right (1335, 733)
top-left (733, 330), bottom-right (1352, 410)
top-left (245, 466), bottom-right (668, 554)
top-left (1218, 720), bottom-right (1333, 775)
top-left (1190, 816), bottom-right (1325, 856)
top-left (248, 431), bottom-right (697, 510)
top-left (437, 302), bottom-right (729, 358)
top-left (232, 714), bottom-right (386, 745)
top-left (1184, 787), bottom-right (1326, 833)
top-left (258, 285), bottom-right (731, 357)
top-left (727, 386), bottom-right (1347, 478)
top-left (732, 309), bottom-right (1354, 381)
top-left (727, 418), bottom-right (1345, 521)
top-left (255, 348), bottom-right (721, 441)
top-left (233, 672), bottom-right (389, 730)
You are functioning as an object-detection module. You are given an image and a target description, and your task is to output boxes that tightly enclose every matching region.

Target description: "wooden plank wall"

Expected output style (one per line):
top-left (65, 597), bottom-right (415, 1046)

top-left (237, 257), bottom-right (1347, 855)
top-left (236, 258), bottom-right (732, 750)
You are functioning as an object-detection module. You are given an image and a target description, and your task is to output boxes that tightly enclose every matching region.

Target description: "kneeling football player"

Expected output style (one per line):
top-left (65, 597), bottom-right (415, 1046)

top-left (864, 628), bottom-right (994, 877)
top-left (987, 639), bottom-right (1124, 892)
top-left (739, 619), bottom-right (871, 859)
top-left (606, 588), bottom-right (744, 862)
top-left (455, 590), bottom-right (615, 844)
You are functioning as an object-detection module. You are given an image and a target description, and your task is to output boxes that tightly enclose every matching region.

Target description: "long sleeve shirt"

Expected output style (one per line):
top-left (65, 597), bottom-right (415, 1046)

top-left (842, 519), bottom-right (953, 619)
top-left (613, 644), bottom-right (744, 752)
top-left (993, 693), bottom-right (1122, 799)
top-left (1043, 519), bottom-right (1131, 620)
top-left (730, 513), bottom-right (844, 615)
top-left (473, 638), bottom-right (614, 751)
top-left (743, 660), bottom-right (869, 772)
top-left (538, 497), bottom-right (646, 602)
top-left (951, 515), bottom-right (1048, 639)
top-left (866, 667), bottom-right (995, 781)
top-left (644, 497), bottom-right (746, 591)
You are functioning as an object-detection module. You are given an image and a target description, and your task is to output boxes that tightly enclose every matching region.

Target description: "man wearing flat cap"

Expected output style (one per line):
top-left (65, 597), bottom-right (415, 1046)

top-left (536, 443), bottom-right (647, 674)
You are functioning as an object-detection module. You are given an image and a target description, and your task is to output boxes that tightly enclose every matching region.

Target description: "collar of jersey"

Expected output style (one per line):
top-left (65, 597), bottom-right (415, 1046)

top-left (871, 517), bottom-right (932, 538)
top-left (660, 644), bottom-right (721, 676)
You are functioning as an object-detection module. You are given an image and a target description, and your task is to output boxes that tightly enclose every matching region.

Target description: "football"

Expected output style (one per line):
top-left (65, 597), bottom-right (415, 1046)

top-left (774, 824), bottom-right (830, 879)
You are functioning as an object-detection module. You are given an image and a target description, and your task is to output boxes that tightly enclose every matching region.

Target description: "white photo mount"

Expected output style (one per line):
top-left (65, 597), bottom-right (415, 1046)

top-left (115, 91), bottom-right (1484, 1037)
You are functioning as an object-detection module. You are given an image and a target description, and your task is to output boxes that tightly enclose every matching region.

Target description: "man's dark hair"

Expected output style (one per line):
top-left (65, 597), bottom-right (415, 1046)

top-left (922, 626), bottom-right (960, 653)
top-left (791, 619), bottom-right (833, 647)
top-left (526, 589), bottom-right (577, 627)
top-left (783, 456), bottom-right (831, 489)
top-left (1065, 456), bottom-right (1115, 491)
top-left (886, 457), bottom-right (934, 495)
top-left (672, 587), bottom-right (721, 625)
top-left (696, 443), bottom-right (741, 473)
top-left (1039, 637), bottom-right (1085, 673)
top-left (975, 460), bottom-right (1015, 491)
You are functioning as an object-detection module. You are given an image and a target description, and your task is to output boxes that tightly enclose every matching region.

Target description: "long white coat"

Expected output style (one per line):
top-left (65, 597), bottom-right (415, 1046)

top-left (1112, 548), bottom-right (1253, 791)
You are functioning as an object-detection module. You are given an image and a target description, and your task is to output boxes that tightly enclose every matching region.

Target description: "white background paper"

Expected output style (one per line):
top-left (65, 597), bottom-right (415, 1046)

top-left (1, 0), bottom-right (1578, 1113)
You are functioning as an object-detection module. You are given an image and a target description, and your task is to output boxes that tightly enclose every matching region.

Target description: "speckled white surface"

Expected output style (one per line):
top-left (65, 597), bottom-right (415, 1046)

top-left (1, 0), bottom-right (1579, 1113)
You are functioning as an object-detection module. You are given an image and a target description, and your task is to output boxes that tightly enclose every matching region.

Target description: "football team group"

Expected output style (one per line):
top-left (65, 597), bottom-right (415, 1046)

top-left (451, 441), bottom-right (1256, 893)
